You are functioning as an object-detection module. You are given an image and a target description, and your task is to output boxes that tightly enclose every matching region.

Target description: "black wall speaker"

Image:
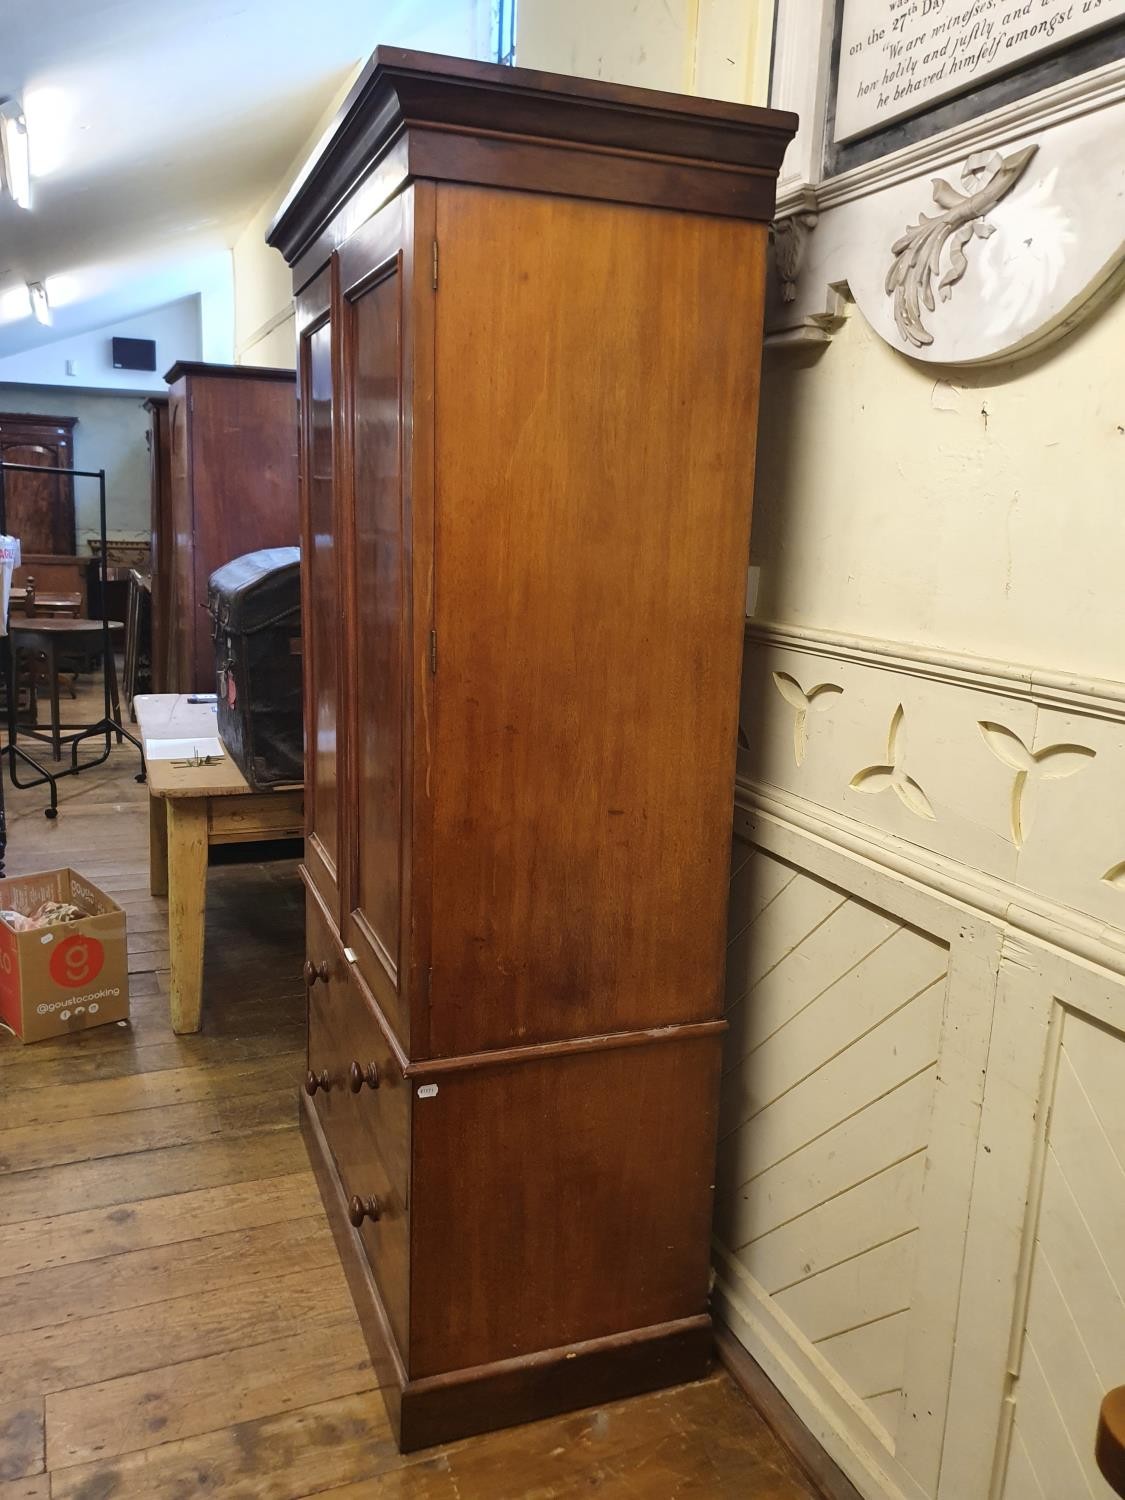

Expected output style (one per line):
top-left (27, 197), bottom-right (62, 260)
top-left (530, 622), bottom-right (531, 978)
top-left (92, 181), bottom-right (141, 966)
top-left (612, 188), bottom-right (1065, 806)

top-left (111, 336), bottom-right (157, 372)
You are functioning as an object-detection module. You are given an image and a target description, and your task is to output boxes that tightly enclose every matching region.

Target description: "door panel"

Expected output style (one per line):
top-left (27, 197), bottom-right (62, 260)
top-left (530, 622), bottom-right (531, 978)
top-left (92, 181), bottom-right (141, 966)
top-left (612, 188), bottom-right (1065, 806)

top-left (334, 184), bottom-right (436, 1056)
top-left (336, 190), bottom-right (422, 1050)
top-left (298, 272), bottom-right (341, 917)
top-left (0, 416), bottom-right (76, 555)
top-left (351, 266), bottom-right (404, 982)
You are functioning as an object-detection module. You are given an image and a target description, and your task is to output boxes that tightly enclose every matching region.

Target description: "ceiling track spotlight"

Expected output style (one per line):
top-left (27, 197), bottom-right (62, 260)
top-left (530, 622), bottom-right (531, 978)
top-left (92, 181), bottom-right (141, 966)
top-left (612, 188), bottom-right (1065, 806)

top-left (0, 99), bottom-right (31, 210)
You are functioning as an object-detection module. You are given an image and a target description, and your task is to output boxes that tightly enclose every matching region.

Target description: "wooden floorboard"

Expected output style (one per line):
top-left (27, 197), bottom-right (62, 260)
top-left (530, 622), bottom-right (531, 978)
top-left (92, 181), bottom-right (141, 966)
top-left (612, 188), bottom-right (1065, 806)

top-left (0, 682), bottom-right (821, 1497)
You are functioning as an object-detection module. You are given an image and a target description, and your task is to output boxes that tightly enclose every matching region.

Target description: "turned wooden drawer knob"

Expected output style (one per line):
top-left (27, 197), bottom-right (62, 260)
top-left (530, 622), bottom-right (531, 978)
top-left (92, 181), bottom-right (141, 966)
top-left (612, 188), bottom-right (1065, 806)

top-left (304, 1068), bottom-right (331, 1095)
top-left (349, 1060), bottom-right (381, 1093)
top-left (303, 959), bottom-right (329, 986)
top-left (348, 1194), bottom-right (382, 1227)
top-left (1097, 1387), bottom-right (1125, 1497)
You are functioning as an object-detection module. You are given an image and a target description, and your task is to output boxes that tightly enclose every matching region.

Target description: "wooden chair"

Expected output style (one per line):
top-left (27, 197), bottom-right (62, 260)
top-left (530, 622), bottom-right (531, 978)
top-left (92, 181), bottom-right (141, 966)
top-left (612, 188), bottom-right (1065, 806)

top-left (10, 575), bottom-right (84, 620)
top-left (1098, 1389), bottom-right (1125, 1497)
top-left (122, 569), bottom-right (153, 720)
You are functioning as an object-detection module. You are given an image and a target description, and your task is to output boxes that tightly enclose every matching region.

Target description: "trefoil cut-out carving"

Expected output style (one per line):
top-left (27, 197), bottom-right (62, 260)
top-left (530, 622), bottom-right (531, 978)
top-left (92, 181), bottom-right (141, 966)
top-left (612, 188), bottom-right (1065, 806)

top-left (851, 705), bottom-right (935, 821)
top-left (978, 721), bottom-right (1094, 849)
top-left (885, 145), bottom-right (1039, 349)
top-left (772, 672), bottom-right (842, 766)
top-left (1101, 862), bottom-right (1125, 890)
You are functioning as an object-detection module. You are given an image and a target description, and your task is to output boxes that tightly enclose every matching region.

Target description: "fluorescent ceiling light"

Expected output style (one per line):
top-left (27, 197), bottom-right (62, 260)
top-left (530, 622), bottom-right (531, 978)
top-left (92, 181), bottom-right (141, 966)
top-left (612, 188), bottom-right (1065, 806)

top-left (23, 87), bottom-right (75, 179)
top-left (27, 281), bottom-right (50, 325)
top-left (0, 99), bottom-right (31, 209)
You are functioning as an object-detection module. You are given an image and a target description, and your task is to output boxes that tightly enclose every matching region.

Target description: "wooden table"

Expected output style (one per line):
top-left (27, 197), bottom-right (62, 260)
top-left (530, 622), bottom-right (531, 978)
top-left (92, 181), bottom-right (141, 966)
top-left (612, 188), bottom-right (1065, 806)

top-left (11, 616), bottom-right (125, 759)
top-left (135, 693), bottom-right (303, 1034)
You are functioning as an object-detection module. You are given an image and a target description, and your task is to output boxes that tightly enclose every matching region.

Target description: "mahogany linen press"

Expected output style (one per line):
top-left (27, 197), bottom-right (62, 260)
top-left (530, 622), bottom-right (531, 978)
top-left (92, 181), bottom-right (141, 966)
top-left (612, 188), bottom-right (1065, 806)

top-left (268, 48), bottom-right (796, 1451)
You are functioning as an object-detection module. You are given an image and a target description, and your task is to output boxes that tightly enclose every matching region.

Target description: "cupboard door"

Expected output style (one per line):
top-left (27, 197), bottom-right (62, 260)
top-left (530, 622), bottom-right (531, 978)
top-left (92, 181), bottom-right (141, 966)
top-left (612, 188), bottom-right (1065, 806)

top-left (337, 188), bottom-right (433, 1051)
top-left (0, 415), bottom-right (76, 554)
top-left (297, 268), bottom-right (342, 919)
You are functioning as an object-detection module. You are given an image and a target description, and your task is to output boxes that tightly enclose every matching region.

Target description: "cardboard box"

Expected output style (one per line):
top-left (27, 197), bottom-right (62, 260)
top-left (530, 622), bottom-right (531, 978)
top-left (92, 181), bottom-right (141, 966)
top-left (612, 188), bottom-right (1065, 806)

top-left (0, 868), bottom-right (129, 1043)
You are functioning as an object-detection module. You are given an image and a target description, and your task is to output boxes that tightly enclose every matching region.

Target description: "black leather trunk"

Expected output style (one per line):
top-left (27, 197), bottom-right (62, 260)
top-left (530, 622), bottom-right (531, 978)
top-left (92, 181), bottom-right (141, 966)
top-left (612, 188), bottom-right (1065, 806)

top-left (207, 547), bottom-right (301, 789)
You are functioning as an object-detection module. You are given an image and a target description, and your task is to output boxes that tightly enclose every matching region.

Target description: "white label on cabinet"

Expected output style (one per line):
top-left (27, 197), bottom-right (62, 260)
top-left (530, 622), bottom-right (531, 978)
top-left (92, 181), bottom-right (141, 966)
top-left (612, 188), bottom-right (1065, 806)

top-left (417, 1083), bottom-right (439, 1099)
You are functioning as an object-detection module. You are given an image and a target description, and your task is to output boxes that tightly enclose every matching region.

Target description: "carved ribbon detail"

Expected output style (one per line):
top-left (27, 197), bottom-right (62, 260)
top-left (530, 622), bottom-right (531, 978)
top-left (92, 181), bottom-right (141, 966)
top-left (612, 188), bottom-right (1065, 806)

top-left (885, 145), bottom-right (1039, 349)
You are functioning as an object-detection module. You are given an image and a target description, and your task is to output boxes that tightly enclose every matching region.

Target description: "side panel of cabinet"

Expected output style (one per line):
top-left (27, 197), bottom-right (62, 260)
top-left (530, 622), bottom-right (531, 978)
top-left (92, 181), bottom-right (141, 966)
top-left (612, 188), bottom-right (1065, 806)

top-left (336, 185), bottom-right (436, 1055)
top-left (189, 374), bottom-right (299, 693)
top-left (145, 399), bottom-right (172, 693)
top-left (428, 185), bottom-right (767, 1056)
top-left (408, 1030), bottom-right (723, 1378)
top-left (166, 386), bottom-right (194, 694)
top-left (297, 269), bottom-right (342, 920)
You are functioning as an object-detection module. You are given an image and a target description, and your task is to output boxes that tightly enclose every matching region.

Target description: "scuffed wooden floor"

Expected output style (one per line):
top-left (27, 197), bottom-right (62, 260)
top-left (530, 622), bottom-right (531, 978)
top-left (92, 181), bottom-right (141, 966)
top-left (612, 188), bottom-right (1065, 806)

top-left (0, 686), bottom-right (820, 1499)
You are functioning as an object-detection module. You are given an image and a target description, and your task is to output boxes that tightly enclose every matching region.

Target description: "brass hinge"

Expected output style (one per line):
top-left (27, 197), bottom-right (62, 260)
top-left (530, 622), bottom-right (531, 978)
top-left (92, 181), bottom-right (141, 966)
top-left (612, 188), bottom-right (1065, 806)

top-left (428, 629), bottom-right (437, 675)
top-left (431, 239), bottom-right (438, 291)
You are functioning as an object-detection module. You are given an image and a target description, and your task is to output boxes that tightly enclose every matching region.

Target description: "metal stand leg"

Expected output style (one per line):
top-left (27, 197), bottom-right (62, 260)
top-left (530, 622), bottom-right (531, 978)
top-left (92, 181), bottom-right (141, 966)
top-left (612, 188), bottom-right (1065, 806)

top-left (65, 468), bottom-right (146, 783)
top-left (0, 460), bottom-right (147, 815)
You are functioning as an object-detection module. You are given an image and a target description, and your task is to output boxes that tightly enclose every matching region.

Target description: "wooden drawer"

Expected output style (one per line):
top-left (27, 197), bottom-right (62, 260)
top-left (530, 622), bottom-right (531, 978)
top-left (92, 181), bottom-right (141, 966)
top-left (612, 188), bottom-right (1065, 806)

top-left (305, 883), bottom-right (411, 1355)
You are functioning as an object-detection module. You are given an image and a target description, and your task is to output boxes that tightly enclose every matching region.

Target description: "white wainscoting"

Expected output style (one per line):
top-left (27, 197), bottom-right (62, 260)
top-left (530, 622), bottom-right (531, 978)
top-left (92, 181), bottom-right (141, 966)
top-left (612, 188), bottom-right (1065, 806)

top-left (715, 621), bottom-right (1125, 1500)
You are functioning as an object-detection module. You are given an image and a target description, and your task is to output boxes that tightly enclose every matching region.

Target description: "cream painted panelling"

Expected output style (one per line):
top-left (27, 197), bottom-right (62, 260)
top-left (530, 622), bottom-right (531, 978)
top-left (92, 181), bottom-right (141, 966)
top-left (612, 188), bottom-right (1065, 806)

top-left (716, 847), bottom-right (949, 1461)
top-left (739, 628), bottom-right (1125, 947)
top-left (1001, 1003), bottom-right (1125, 1500)
top-left (714, 814), bottom-right (1004, 1500)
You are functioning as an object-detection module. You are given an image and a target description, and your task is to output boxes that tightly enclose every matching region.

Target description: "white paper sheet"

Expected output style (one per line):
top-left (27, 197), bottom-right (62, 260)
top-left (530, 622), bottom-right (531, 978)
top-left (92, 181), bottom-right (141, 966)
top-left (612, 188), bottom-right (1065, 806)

top-left (0, 535), bottom-right (21, 635)
top-left (145, 736), bottom-right (225, 761)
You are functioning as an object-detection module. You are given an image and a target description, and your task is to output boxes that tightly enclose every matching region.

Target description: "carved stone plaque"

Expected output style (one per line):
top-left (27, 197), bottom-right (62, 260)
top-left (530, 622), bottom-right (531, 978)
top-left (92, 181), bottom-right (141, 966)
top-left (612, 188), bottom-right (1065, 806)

top-left (834, 0), bottom-right (1125, 142)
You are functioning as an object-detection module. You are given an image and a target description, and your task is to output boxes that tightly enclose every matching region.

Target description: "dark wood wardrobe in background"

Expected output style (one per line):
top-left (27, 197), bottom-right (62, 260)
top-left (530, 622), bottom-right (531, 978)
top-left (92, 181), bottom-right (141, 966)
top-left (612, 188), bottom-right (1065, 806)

top-left (269, 47), bottom-right (795, 1453)
top-left (153, 363), bottom-right (298, 693)
top-left (143, 396), bottom-right (171, 692)
top-left (0, 413), bottom-right (77, 555)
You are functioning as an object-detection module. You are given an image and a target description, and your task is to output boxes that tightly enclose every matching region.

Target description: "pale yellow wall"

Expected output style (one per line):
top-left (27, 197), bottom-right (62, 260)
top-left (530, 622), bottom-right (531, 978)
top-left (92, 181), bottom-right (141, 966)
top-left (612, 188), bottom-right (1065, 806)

top-left (517, 0), bottom-right (772, 104)
top-left (232, 67), bottom-right (363, 369)
top-left (231, 2), bottom-right (494, 367)
top-left (233, 195), bottom-right (301, 368)
top-left (753, 292), bottom-right (1125, 682)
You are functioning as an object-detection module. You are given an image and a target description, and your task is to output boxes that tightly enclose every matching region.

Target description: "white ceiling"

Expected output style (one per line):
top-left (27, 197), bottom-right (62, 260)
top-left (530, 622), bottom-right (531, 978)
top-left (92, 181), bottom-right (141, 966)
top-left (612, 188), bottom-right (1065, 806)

top-left (0, 0), bottom-right (486, 358)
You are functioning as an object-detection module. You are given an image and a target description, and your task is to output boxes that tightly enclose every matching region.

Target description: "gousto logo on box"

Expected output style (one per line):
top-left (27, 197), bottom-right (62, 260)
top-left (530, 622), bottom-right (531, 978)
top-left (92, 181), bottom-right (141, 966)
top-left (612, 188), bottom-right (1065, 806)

top-left (49, 934), bottom-right (105, 989)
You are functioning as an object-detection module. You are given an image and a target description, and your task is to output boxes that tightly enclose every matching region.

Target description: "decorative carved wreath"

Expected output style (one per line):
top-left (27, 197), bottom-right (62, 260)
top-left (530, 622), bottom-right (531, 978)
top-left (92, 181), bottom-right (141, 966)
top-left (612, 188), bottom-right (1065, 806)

top-left (885, 145), bottom-right (1039, 349)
